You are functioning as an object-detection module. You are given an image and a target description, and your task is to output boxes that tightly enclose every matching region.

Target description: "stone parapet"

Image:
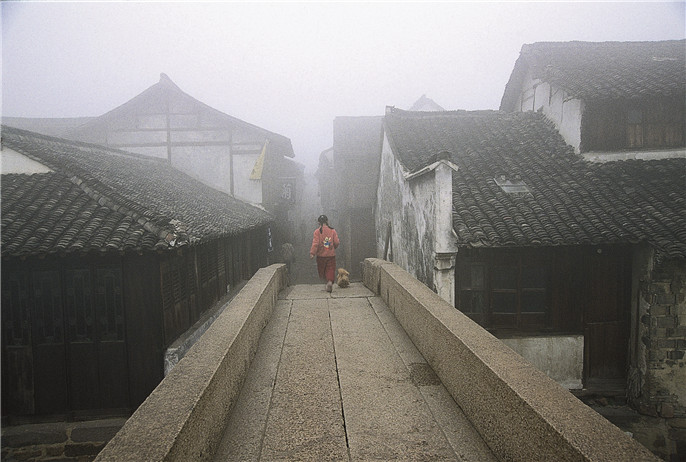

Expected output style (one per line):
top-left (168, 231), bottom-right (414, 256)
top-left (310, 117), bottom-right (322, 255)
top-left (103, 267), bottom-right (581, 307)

top-left (95, 264), bottom-right (287, 462)
top-left (363, 258), bottom-right (659, 461)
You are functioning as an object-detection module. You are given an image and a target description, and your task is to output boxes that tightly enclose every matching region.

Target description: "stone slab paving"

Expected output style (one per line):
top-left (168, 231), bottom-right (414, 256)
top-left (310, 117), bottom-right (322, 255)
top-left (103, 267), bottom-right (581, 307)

top-left (214, 283), bottom-right (496, 461)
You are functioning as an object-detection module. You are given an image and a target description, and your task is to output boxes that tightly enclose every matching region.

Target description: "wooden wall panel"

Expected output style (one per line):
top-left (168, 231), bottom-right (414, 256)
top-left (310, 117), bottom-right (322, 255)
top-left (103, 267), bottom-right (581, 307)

top-left (123, 254), bottom-right (164, 409)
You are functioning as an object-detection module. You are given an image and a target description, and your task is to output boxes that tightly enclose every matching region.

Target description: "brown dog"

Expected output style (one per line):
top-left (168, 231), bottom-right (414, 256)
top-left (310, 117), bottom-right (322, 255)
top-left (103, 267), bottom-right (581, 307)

top-left (336, 268), bottom-right (350, 288)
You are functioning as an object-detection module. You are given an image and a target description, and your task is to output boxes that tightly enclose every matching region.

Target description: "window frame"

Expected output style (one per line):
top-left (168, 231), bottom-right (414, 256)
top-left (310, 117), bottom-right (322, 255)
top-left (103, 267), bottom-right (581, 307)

top-left (457, 252), bottom-right (551, 332)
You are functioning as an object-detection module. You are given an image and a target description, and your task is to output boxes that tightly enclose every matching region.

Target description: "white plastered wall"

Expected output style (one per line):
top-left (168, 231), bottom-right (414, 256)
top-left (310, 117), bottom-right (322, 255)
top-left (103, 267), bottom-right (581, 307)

top-left (375, 133), bottom-right (457, 303)
top-left (1, 147), bottom-right (53, 174)
top-left (516, 71), bottom-right (583, 153)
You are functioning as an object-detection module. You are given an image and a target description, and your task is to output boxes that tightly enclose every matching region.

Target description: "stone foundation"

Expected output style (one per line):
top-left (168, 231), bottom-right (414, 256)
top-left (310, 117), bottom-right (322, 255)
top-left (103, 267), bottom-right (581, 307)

top-left (1, 418), bottom-right (125, 462)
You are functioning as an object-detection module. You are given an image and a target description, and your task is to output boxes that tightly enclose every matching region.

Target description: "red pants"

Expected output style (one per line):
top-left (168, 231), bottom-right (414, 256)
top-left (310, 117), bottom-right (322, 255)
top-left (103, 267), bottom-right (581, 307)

top-left (316, 256), bottom-right (336, 282)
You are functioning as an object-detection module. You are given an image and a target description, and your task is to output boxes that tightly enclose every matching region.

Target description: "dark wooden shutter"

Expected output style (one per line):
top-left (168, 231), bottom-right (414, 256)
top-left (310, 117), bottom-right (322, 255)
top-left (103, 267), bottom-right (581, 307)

top-left (64, 268), bottom-right (99, 410)
top-left (32, 270), bottom-right (68, 414)
top-left (2, 269), bottom-right (34, 414)
top-left (95, 267), bottom-right (128, 408)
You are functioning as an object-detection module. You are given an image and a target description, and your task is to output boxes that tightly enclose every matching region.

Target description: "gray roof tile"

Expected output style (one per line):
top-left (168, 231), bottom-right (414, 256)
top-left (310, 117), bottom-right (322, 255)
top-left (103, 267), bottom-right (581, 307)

top-left (2, 126), bottom-right (273, 257)
top-left (501, 40), bottom-right (686, 110)
top-left (384, 108), bottom-right (686, 258)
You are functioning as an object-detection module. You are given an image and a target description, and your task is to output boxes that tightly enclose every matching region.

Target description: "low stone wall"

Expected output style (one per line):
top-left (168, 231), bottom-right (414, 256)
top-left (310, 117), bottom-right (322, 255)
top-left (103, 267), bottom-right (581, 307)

top-left (363, 258), bottom-right (659, 462)
top-left (95, 264), bottom-right (287, 462)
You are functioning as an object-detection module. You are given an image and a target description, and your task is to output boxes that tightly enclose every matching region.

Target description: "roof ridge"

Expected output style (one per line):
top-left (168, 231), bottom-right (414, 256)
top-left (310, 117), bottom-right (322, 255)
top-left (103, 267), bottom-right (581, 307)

top-left (67, 74), bottom-right (295, 155)
top-left (523, 39), bottom-right (686, 47)
top-left (386, 106), bottom-right (522, 118)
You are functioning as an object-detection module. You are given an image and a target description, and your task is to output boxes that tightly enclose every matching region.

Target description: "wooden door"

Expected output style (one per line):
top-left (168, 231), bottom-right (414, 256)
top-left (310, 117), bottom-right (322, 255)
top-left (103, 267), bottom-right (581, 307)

top-left (583, 249), bottom-right (630, 387)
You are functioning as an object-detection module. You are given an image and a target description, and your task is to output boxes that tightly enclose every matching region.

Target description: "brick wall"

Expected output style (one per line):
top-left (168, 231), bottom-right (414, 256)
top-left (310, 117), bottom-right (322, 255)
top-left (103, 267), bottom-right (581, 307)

top-left (635, 257), bottom-right (686, 458)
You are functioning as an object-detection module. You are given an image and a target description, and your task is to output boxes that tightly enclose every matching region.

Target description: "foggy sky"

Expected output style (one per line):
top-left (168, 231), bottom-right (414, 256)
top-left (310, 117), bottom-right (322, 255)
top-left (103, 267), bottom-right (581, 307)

top-left (2, 2), bottom-right (684, 171)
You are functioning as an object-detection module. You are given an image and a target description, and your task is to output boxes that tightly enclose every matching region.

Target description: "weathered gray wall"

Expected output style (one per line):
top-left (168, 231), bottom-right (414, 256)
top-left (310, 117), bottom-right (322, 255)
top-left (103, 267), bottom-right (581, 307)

top-left (375, 134), bottom-right (436, 288)
top-left (1, 148), bottom-right (53, 174)
top-left (501, 335), bottom-right (583, 389)
top-left (513, 70), bottom-right (583, 153)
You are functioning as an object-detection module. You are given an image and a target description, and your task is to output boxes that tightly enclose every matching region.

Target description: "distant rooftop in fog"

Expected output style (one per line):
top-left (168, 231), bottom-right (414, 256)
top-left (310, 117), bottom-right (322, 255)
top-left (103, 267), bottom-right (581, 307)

top-left (408, 94), bottom-right (445, 112)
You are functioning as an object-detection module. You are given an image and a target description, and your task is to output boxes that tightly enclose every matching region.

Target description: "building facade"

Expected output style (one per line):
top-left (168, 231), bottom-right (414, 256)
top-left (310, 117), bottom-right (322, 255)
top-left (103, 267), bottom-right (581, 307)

top-left (499, 39), bottom-right (686, 428)
top-left (1, 127), bottom-right (273, 419)
top-left (376, 107), bottom-right (686, 441)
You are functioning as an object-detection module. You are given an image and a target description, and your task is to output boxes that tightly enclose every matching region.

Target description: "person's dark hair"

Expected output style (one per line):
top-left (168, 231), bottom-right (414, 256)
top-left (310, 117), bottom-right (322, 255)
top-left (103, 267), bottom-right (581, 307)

top-left (318, 214), bottom-right (333, 233)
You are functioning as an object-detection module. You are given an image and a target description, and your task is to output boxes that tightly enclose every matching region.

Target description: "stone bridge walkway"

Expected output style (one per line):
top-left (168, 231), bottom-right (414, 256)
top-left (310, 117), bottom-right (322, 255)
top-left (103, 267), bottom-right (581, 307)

top-left (214, 283), bottom-right (496, 461)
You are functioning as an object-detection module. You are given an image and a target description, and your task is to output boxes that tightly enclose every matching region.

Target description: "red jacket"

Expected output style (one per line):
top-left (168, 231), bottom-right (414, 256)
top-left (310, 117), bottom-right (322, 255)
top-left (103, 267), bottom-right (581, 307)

top-left (310, 225), bottom-right (339, 257)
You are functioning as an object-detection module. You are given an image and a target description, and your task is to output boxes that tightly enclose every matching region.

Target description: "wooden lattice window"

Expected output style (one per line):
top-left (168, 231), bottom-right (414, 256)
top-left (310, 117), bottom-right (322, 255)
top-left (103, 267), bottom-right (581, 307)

top-left (218, 241), bottom-right (226, 278)
top-left (199, 248), bottom-right (210, 285)
top-left (457, 255), bottom-right (550, 331)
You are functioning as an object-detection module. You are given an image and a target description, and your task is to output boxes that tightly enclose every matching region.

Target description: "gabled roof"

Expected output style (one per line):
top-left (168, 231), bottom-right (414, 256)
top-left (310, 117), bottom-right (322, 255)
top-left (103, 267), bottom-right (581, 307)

top-left (384, 108), bottom-right (686, 258)
top-left (1, 126), bottom-right (273, 257)
top-left (501, 40), bottom-right (686, 111)
top-left (384, 108), bottom-right (565, 174)
top-left (408, 95), bottom-right (445, 112)
top-left (68, 73), bottom-right (295, 158)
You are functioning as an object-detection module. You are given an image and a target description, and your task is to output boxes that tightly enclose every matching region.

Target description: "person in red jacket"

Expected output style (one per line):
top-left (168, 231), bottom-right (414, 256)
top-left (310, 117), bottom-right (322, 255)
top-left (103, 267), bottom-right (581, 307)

top-left (310, 214), bottom-right (340, 292)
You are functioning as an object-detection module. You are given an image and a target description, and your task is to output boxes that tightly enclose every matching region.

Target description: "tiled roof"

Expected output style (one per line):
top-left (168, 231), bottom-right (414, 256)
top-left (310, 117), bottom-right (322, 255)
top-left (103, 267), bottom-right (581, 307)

top-left (1, 126), bottom-right (273, 257)
top-left (384, 108), bottom-right (686, 258)
top-left (501, 40), bottom-right (686, 111)
top-left (68, 73), bottom-right (295, 158)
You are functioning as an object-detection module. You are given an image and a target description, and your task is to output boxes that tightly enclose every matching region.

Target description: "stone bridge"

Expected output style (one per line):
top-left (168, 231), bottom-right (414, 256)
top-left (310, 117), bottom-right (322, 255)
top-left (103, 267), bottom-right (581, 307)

top-left (95, 259), bottom-right (657, 461)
